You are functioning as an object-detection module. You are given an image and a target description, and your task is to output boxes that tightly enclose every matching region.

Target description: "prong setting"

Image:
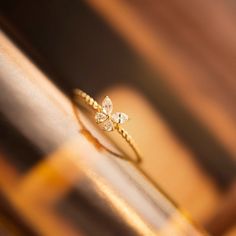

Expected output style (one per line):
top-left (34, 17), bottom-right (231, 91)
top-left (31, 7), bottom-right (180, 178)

top-left (94, 96), bottom-right (129, 131)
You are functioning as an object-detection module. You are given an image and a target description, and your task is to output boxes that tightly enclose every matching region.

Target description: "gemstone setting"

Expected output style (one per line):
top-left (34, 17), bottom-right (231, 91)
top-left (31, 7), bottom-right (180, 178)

top-left (95, 96), bottom-right (128, 132)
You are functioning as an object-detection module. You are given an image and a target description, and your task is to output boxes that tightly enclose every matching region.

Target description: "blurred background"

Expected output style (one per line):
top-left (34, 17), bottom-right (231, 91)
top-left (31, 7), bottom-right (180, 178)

top-left (0, 0), bottom-right (236, 235)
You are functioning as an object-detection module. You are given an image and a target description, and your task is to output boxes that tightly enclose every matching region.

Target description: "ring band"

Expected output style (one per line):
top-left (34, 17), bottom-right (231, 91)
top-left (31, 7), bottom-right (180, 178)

top-left (74, 89), bottom-right (142, 164)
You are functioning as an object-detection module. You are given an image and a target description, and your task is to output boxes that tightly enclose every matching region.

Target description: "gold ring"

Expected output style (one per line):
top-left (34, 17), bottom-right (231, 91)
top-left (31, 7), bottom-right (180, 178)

top-left (74, 89), bottom-right (142, 164)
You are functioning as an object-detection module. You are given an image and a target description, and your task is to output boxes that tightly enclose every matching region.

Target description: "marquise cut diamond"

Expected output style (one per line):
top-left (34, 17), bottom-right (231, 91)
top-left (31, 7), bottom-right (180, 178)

top-left (112, 112), bottom-right (128, 124)
top-left (103, 120), bottom-right (114, 131)
top-left (102, 96), bottom-right (113, 115)
top-left (95, 112), bottom-right (107, 123)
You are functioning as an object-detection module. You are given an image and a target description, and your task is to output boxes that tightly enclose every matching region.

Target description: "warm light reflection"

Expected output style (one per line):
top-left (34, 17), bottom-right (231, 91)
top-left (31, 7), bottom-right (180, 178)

top-left (79, 164), bottom-right (156, 235)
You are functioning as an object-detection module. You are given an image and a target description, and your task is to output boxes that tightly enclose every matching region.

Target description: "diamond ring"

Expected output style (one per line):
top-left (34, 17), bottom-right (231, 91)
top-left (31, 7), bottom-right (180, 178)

top-left (74, 89), bottom-right (142, 163)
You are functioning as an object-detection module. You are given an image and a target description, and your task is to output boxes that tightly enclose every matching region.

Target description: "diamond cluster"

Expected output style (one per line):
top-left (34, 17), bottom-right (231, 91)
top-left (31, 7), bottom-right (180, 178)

top-left (95, 96), bottom-right (128, 131)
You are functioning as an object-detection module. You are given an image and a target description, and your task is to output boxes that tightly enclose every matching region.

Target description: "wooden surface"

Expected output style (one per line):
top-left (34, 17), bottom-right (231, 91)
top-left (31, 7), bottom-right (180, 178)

top-left (0, 0), bottom-right (235, 234)
top-left (0, 30), bottom-right (206, 236)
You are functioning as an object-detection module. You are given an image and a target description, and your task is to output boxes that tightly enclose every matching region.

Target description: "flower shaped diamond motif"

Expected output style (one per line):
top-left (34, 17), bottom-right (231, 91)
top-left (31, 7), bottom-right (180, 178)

top-left (95, 96), bottom-right (128, 132)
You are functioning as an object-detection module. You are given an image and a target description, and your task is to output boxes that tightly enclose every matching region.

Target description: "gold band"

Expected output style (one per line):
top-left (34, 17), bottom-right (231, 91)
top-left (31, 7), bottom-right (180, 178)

top-left (74, 89), bottom-right (142, 164)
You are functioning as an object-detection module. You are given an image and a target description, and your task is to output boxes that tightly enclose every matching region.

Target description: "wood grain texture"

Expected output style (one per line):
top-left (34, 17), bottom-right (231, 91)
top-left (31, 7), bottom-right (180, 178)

top-left (0, 30), bottom-right (206, 236)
